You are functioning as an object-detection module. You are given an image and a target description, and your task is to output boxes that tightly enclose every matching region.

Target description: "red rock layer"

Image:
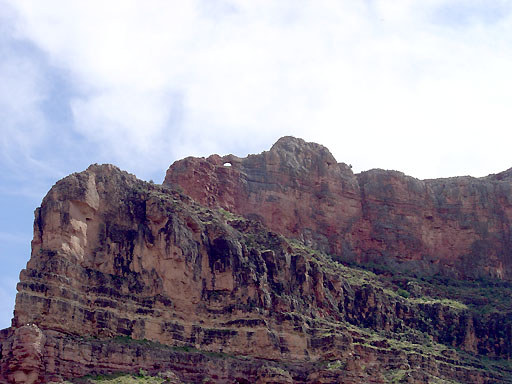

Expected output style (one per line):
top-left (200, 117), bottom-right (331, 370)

top-left (1, 139), bottom-right (512, 383)
top-left (165, 136), bottom-right (512, 280)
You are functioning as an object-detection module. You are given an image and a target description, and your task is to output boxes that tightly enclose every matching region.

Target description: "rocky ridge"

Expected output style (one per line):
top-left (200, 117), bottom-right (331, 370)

top-left (166, 136), bottom-right (512, 280)
top-left (0, 138), bottom-right (511, 383)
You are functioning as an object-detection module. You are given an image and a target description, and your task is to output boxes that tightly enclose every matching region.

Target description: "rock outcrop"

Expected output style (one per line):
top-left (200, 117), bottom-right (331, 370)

top-left (165, 136), bottom-right (512, 280)
top-left (1, 138), bottom-right (512, 383)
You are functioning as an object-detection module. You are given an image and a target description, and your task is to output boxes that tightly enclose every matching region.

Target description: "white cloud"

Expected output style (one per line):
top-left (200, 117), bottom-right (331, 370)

top-left (2, 0), bottom-right (512, 179)
top-left (0, 39), bottom-right (47, 165)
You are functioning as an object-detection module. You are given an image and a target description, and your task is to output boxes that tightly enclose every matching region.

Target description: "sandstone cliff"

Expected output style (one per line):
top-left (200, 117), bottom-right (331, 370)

top-left (1, 138), bottom-right (512, 383)
top-left (165, 136), bottom-right (512, 280)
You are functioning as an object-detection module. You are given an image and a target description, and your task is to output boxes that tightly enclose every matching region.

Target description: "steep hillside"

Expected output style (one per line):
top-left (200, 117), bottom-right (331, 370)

top-left (1, 138), bottom-right (512, 383)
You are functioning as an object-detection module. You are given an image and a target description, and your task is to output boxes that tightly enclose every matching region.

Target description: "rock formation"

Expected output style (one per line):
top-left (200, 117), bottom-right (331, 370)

top-left (1, 137), bottom-right (512, 383)
top-left (166, 136), bottom-right (512, 280)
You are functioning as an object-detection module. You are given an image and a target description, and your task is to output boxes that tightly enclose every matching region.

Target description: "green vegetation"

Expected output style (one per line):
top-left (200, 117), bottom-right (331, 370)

top-left (218, 207), bottom-right (239, 221)
top-left (61, 372), bottom-right (165, 383)
top-left (410, 297), bottom-right (467, 310)
top-left (112, 335), bottom-right (238, 360)
top-left (291, 237), bottom-right (510, 318)
top-left (326, 359), bottom-right (346, 370)
top-left (385, 369), bottom-right (409, 384)
top-left (353, 260), bottom-right (512, 315)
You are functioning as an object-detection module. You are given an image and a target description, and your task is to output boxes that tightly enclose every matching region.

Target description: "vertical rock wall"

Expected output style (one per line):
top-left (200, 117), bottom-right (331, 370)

top-left (165, 136), bottom-right (512, 279)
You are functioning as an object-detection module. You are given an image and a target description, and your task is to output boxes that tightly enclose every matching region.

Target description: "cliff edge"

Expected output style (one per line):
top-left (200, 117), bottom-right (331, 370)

top-left (1, 138), bottom-right (512, 383)
top-left (166, 136), bottom-right (512, 280)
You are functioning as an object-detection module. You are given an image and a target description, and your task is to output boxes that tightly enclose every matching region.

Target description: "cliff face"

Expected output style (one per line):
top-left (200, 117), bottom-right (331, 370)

top-left (165, 136), bottom-right (512, 280)
top-left (1, 138), bottom-right (512, 383)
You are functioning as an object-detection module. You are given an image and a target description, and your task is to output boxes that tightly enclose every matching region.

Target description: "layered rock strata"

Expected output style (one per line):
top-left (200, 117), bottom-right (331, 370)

top-left (0, 138), bottom-right (512, 383)
top-left (165, 136), bottom-right (512, 280)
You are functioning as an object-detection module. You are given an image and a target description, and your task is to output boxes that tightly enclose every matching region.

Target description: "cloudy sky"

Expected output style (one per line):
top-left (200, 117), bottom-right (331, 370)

top-left (1, 0), bottom-right (511, 329)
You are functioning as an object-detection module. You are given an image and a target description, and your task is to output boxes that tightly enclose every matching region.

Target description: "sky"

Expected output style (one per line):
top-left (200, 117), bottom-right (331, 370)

top-left (1, 0), bottom-right (512, 330)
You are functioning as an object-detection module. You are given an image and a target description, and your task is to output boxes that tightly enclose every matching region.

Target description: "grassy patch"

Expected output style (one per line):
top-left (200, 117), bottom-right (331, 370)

top-left (411, 297), bottom-right (468, 310)
top-left (218, 207), bottom-right (240, 221)
top-left (65, 372), bottom-right (165, 383)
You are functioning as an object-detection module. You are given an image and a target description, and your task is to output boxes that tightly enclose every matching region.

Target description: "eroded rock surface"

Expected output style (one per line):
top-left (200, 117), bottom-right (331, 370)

top-left (1, 138), bottom-right (512, 383)
top-left (165, 136), bottom-right (512, 280)
top-left (5, 325), bottom-right (45, 384)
